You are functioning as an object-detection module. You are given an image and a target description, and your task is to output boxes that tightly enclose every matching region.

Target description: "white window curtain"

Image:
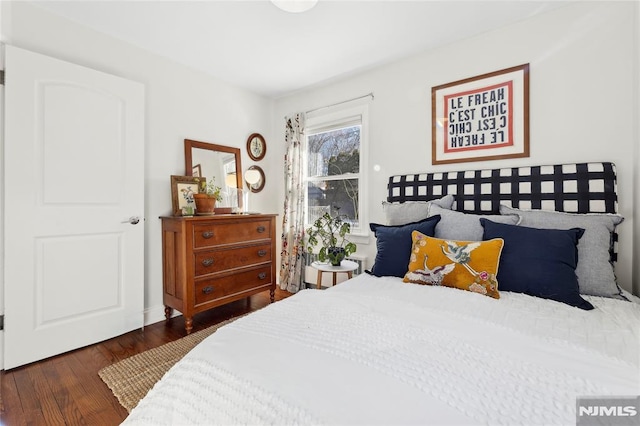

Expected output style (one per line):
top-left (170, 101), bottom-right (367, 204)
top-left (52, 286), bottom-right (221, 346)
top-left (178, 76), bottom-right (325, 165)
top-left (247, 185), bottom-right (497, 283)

top-left (279, 113), bottom-right (306, 293)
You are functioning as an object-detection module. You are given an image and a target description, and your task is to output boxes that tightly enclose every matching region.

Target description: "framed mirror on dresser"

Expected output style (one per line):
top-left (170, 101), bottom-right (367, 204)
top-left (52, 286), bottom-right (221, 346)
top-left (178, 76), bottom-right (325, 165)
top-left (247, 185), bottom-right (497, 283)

top-left (184, 139), bottom-right (243, 213)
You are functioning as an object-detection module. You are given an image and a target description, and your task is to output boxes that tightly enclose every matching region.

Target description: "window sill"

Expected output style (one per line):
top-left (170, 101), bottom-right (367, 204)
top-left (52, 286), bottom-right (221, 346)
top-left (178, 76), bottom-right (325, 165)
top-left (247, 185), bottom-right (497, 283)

top-left (348, 232), bottom-right (371, 245)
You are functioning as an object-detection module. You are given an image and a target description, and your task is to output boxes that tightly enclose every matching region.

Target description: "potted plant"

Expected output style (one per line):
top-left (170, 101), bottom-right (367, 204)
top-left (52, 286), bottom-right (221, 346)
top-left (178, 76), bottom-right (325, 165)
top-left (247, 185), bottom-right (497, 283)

top-left (306, 212), bottom-right (357, 266)
top-left (193, 177), bottom-right (223, 215)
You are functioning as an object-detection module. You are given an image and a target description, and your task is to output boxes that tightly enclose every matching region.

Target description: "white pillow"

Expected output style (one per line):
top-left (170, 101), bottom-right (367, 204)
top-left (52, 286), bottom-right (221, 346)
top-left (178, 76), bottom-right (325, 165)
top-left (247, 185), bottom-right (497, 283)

top-left (382, 194), bottom-right (454, 226)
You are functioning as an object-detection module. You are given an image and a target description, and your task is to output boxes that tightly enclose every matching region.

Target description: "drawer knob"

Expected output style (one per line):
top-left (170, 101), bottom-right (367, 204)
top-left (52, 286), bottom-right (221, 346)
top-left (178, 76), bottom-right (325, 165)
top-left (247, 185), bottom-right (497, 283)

top-left (257, 250), bottom-right (267, 257)
top-left (258, 272), bottom-right (267, 280)
top-left (201, 258), bottom-right (214, 267)
top-left (202, 286), bottom-right (214, 295)
top-left (202, 231), bottom-right (214, 239)
top-left (256, 226), bottom-right (266, 233)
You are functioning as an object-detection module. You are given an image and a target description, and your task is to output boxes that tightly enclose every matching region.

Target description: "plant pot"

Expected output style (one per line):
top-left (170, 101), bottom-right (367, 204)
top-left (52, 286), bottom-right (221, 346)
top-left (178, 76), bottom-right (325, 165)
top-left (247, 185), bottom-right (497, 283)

top-left (194, 193), bottom-right (216, 215)
top-left (327, 246), bottom-right (346, 266)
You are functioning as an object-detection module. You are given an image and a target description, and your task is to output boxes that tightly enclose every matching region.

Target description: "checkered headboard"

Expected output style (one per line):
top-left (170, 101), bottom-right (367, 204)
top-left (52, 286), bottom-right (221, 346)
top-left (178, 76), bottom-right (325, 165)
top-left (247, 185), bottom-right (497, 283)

top-left (387, 162), bottom-right (618, 215)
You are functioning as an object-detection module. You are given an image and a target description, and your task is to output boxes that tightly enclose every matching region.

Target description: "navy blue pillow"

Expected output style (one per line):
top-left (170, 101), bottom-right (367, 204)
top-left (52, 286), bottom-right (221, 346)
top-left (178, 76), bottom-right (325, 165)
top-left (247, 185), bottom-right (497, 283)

top-left (369, 215), bottom-right (441, 278)
top-left (480, 218), bottom-right (593, 310)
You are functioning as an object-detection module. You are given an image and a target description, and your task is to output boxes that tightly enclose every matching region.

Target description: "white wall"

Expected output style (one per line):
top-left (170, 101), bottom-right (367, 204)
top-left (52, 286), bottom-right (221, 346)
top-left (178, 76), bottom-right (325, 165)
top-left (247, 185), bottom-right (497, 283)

top-left (0, 13), bottom-right (5, 369)
top-left (0, 2), bottom-right (278, 325)
top-left (634, 0), bottom-right (640, 297)
top-left (274, 1), bottom-right (639, 294)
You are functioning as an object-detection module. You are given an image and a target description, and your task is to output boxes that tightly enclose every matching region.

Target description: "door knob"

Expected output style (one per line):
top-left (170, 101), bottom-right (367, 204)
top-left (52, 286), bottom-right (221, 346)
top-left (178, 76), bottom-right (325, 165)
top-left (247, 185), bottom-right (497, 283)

top-left (122, 216), bottom-right (141, 225)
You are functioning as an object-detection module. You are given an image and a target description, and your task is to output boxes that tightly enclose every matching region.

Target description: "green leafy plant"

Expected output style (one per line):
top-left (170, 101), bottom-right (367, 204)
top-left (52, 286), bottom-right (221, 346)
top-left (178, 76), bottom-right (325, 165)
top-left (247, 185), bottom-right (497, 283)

top-left (196, 177), bottom-right (223, 202)
top-left (306, 212), bottom-right (357, 265)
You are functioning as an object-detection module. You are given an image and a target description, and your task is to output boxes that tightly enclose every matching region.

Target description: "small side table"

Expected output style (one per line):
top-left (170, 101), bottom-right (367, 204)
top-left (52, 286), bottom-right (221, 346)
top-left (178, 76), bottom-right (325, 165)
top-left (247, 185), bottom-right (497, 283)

top-left (311, 260), bottom-right (358, 289)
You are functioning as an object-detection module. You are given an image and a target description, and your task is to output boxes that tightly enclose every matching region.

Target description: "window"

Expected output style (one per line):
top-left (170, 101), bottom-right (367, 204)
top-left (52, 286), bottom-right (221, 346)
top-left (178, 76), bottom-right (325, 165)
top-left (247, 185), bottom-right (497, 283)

top-left (304, 105), bottom-right (368, 235)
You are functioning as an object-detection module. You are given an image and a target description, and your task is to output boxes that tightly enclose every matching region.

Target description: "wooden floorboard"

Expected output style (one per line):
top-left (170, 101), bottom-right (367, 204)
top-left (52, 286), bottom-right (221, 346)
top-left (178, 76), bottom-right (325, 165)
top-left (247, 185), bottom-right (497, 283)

top-left (1, 373), bottom-right (25, 426)
top-left (0, 289), bottom-right (290, 425)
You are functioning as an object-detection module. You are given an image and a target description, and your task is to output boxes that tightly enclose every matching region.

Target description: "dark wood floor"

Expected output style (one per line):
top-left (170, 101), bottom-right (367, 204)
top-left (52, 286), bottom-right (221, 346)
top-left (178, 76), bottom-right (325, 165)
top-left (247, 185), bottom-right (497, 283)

top-left (0, 288), bottom-right (290, 426)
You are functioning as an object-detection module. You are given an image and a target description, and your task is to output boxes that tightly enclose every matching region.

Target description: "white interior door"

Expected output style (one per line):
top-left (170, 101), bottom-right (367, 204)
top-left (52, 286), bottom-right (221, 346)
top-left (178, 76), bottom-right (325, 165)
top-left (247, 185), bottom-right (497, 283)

top-left (3, 45), bottom-right (145, 369)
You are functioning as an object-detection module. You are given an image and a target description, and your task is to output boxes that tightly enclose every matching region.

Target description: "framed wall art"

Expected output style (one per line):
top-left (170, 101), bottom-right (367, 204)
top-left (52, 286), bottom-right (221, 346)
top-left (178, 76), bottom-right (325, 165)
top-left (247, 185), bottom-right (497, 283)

top-left (431, 64), bottom-right (529, 165)
top-left (246, 133), bottom-right (266, 161)
top-left (170, 175), bottom-right (202, 216)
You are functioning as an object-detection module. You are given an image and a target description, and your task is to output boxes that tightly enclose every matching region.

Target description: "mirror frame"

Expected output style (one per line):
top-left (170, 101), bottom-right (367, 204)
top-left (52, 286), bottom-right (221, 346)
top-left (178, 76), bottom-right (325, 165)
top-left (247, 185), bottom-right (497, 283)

top-left (184, 139), bottom-right (243, 212)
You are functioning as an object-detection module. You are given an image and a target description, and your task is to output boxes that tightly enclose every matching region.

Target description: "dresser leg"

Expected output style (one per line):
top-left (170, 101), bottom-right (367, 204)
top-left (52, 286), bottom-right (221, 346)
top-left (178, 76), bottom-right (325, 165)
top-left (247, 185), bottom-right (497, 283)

top-left (270, 288), bottom-right (275, 303)
top-left (185, 317), bottom-right (193, 334)
top-left (164, 306), bottom-right (173, 321)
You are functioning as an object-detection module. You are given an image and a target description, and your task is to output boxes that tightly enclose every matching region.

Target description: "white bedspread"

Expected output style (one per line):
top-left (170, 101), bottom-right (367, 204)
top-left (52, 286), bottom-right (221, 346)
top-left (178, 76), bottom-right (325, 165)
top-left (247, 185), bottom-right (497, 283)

top-left (124, 275), bottom-right (640, 426)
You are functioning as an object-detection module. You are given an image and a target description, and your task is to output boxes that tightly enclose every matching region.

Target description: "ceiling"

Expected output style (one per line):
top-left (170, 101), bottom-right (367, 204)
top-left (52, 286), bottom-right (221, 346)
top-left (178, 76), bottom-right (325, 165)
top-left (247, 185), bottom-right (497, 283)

top-left (31, 0), bottom-right (569, 98)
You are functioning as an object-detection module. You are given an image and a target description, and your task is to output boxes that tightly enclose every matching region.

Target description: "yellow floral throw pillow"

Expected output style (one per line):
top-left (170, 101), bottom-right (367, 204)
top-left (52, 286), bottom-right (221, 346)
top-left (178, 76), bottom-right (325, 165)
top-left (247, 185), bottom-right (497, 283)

top-left (403, 231), bottom-right (504, 299)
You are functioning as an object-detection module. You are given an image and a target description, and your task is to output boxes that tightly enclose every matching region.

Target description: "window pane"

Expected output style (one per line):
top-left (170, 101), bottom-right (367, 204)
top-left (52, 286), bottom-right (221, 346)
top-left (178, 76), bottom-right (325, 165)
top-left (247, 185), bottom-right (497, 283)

top-left (307, 126), bottom-right (360, 178)
top-left (307, 179), bottom-right (359, 228)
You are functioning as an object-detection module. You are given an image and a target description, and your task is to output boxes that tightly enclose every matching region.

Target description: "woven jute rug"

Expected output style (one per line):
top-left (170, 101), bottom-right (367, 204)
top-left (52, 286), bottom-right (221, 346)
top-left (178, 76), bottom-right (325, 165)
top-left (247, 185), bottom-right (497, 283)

top-left (98, 317), bottom-right (237, 412)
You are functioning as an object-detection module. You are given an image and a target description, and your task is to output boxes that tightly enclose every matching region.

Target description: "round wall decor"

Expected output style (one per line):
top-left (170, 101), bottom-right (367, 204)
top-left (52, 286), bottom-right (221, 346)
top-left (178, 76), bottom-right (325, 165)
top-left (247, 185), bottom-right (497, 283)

top-left (246, 133), bottom-right (266, 161)
top-left (245, 165), bottom-right (265, 193)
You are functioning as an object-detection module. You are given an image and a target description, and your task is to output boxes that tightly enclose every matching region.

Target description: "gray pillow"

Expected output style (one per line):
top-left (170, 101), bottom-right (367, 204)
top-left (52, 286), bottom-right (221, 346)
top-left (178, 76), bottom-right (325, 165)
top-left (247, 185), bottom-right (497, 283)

top-left (499, 205), bottom-right (624, 299)
top-left (382, 194), bottom-right (454, 226)
top-left (429, 204), bottom-right (520, 241)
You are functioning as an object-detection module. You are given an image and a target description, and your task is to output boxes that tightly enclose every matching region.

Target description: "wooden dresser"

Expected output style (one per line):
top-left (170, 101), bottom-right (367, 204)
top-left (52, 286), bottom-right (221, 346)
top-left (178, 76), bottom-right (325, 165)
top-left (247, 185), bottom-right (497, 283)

top-left (160, 214), bottom-right (277, 333)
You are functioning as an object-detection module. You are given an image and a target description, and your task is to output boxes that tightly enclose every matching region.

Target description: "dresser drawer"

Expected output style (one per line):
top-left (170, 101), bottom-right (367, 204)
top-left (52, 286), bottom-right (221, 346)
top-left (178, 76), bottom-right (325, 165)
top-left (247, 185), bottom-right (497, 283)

top-left (194, 243), bottom-right (272, 277)
top-left (193, 219), bottom-right (272, 248)
top-left (195, 266), bottom-right (272, 306)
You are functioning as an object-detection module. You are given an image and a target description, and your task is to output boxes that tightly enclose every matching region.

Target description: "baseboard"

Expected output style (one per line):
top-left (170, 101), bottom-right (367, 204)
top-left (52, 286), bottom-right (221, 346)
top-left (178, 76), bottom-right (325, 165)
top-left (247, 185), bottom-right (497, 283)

top-left (143, 304), bottom-right (181, 327)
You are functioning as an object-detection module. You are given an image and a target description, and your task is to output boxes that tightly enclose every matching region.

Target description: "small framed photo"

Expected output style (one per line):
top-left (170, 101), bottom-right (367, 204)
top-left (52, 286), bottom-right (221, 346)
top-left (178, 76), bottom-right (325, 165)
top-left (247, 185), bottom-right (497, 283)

top-left (170, 175), bottom-right (202, 216)
top-left (192, 164), bottom-right (202, 177)
top-left (431, 64), bottom-right (529, 165)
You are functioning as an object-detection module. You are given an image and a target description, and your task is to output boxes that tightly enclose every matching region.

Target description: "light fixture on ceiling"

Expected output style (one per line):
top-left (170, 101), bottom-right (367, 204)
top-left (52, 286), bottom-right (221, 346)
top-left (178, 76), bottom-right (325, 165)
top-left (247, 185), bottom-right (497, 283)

top-left (271, 0), bottom-right (318, 13)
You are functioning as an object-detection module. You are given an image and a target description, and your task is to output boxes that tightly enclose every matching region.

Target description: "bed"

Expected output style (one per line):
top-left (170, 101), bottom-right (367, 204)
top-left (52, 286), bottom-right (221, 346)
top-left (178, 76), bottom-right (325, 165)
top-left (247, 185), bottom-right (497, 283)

top-left (124, 162), bottom-right (639, 426)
